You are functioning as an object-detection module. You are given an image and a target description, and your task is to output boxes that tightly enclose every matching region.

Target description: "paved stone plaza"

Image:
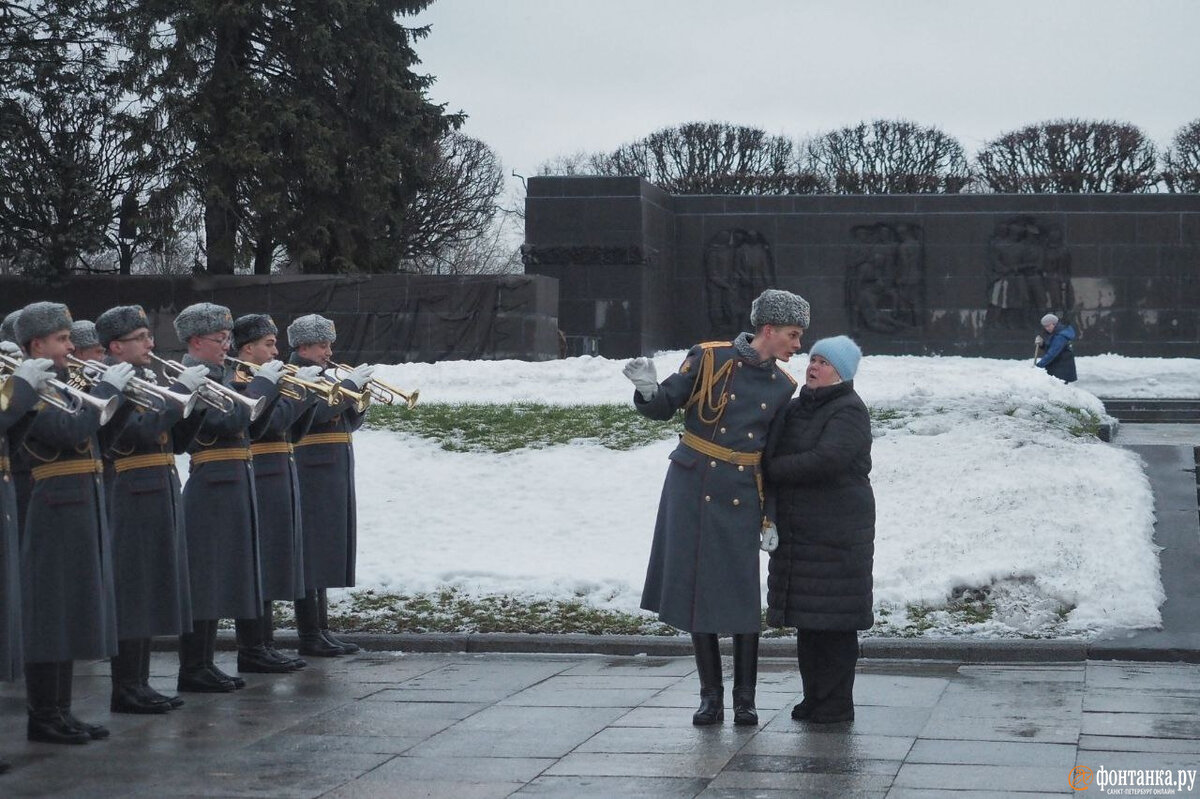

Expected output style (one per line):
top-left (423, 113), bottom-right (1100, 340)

top-left (2, 651), bottom-right (1200, 797)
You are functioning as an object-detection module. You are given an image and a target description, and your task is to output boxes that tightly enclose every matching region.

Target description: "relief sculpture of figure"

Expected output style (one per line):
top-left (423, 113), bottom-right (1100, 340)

top-left (987, 218), bottom-right (1069, 328)
top-left (846, 224), bottom-right (923, 334)
top-left (706, 230), bottom-right (775, 338)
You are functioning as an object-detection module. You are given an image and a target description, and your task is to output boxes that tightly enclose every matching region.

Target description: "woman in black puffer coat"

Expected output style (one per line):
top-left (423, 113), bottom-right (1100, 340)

top-left (763, 335), bottom-right (874, 724)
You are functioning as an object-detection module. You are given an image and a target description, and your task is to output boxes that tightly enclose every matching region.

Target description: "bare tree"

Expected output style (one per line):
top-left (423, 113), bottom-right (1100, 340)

top-left (976, 119), bottom-right (1159, 193)
top-left (802, 119), bottom-right (971, 194)
top-left (1163, 119), bottom-right (1200, 193)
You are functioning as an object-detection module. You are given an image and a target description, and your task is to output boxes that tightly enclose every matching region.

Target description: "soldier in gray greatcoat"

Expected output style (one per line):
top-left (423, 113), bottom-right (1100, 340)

top-left (174, 303), bottom-right (284, 693)
top-left (95, 305), bottom-right (210, 714)
top-left (69, 320), bottom-right (105, 363)
top-left (288, 314), bottom-right (374, 657)
top-left (13, 302), bottom-right (135, 744)
top-left (230, 314), bottom-right (323, 673)
top-left (0, 352), bottom-right (55, 769)
top-left (623, 289), bottom-right (810, 727)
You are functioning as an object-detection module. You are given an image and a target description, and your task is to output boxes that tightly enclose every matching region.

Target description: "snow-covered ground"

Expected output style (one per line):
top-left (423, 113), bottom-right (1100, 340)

top-left (187, 353), bottom-right (1197, 637)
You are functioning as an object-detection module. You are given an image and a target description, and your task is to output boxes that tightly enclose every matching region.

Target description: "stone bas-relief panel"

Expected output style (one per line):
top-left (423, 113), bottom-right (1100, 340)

top-left (845, 222), bottom-right (925, 334)
top-left (704, 229), bottom-right (775, 339)
top-left (986, 216), bottom-right (1074, 329)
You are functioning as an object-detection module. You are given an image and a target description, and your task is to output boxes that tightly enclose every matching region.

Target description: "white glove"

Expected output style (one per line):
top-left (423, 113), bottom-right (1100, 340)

top-left (760, 521), bottom-right (779, 553)
top-left (255, 359), bottom-right (285, 385)
top-left (346, 364), bottom-right (375, 390)
top-left (12, 357), bottom-right (54, 391)
top-left (294, 365), bottom-right (323, 382)
top-left (622, 357), bottom-right (659, 401)
top-left (1034, 335), bottom-right (1044, 346)
top-left (174, 364), bottom-right (209, 392)
top-left (1, 340), bottom-right (22, 356)
top-left (100, 361), bottom-right (136, 392)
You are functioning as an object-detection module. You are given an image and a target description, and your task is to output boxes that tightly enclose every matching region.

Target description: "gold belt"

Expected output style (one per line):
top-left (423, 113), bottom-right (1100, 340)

top-left (295, 432), bottom-right (352, 448)
top-left (32, 459), bottom-right (104, 481)
top-left (681, 431), bottom-right (761, 466)
top-left (0, 455), bottom-right (9, 473)
top-left (113, 453), bottom-right (176, 473)
top-left (190, 447), bottom-right (252, 465)
top-left (251, 442), bottom-right (294, 456)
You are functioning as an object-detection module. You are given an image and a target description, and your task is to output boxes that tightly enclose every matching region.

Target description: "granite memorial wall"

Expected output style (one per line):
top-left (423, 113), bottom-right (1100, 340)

top-left (522, 176), bottom-right (1200, 358)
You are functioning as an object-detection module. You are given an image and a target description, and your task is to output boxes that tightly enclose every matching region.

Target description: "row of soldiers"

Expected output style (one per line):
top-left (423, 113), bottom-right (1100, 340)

top-left (0, 300), bottom-right (371, 767)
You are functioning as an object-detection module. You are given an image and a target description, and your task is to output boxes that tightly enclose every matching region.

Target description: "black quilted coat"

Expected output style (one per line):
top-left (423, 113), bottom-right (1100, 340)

top-left (762, 381), bottom-right (875, 631)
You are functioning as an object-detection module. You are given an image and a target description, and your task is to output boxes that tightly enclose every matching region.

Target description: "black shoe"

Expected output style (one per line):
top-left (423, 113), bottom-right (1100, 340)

top-left (807, 702), bottom-right (855, 724)
top-left (692, 688), bottom-right (724, 726)
top-left (732, 687), bottom-right (758, 726)
top-left (27, 713), bottom-right (89, 745)
top-left (267, 647), bottom-right (306, 670)
top-left (320, 630), bottom-right (360, 655)
top-left (237, 646), bottom-right (299, 674)
top-left (111, 685), bottom-right (171, 715)
top-left (177, 667), bottom-right (236, 693)
top-left (61, 712), bottom-right (109, 740)
top-left (207, 664), bottom-right (246, 689)
top-left (791, 698), bottom-right (813, 721)
top-left (297, 632), bottom-right (344, 658)
top-left (140, 685), bottom-right (184, 709)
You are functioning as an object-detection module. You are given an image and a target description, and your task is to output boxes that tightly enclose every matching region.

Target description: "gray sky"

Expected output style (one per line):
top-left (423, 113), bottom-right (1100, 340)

top-left (412, 0), bottom-right (1199, 193)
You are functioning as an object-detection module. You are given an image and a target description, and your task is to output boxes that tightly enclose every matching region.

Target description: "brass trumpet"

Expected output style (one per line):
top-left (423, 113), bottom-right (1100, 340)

top-left (328, 361), bottom-right (418, 410)
top-left (0, 353), bottom-right (120, 425)
top-left (69, 355), bottom-right (200, 418)
top-left (150, 353), bottom-right (268, 422)
top-left (224, 357), bottom-right (336, 404)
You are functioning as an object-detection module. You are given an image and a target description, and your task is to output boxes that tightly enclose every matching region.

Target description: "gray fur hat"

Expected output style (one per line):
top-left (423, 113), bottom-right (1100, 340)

top-left (287, 314), bottom-right (336, 347)
top-left (70, 320), bottom-right (100, 350)
top-left (750, 289), bottom-right (810, 329)
top-left (174, 302), bottom-right (233, 343)
top-left (233, 314), bottom-right (278, 351)
top-left (15, 301), bottom-right (73, 347)
top-left (96, 305), bottom-right (151, 346)
top-left (0, 310), bottom-right (20, 343)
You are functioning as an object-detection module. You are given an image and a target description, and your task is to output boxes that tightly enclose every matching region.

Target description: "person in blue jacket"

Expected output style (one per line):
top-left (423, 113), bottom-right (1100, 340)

top-left (1035, 313), bottom-right (1077, 383)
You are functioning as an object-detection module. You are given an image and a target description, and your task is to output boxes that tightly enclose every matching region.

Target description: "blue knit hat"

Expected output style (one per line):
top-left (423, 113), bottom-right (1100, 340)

top-left (809, 335), bottom-right (862, 381)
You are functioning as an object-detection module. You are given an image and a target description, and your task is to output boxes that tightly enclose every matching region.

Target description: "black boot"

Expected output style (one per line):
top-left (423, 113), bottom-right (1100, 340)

top-left (111, 639), bottom-right (169, 714)
top-left (317, 589), bottom-right (359, 654)
top-left (262, 601), bottom-right (305, 670)
top-left (178, 621), bottom-right (235, 693)
top-left (57, 661), bottom-right (109, 740)
top-left (690, 633), bottom-right (724, 726)
top-left (204, 620), bottom-right (245, 688)
top-left (296, 591), bottom-right (342, 657)
top-left (25, 662), bottom-right (88, 745)
top-left (732, 633), bottom-right (759, 726)
top-left (140, 638), bottom-right (183, 708)
top-left (236, 615), bottom-right (295, 674)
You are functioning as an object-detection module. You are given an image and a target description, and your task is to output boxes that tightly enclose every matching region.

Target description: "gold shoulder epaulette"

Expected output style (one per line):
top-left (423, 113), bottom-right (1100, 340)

top-left (697, 340), bottom-right (733, 349)
top-left (777, 364), bottom-right (798, 386)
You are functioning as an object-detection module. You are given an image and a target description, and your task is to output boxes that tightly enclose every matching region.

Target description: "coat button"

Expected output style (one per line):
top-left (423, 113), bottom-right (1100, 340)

top-left (733, 498), bottom-right (740, 506)
top-left (719, 427), bottom-right (726, 434)
top-left (730, 393), bottom-right (736, 400)
top-left (738, 465), bottom-right (745, 472)
top-left (705, 495), bottom-right (711, 502)
top-left (761, 402), bottom-right (768, 410)
top-left (710, 460), bottom-right (717, 468)
top-left (771, 373), bottom-right (776, 379)
top-left (747, 432), bottom-right (754, 439)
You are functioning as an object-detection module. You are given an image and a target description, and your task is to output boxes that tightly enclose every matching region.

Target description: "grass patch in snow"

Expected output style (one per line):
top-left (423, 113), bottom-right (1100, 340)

top-left (366, 402), bottom-right (680, 452)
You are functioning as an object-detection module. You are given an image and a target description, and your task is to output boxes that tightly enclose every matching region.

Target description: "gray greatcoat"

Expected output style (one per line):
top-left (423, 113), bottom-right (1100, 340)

top-left (15, 380), bottom-right (123, 663)
top-left (1, 377), bottom-right (37, 680)
top-left (180, 358), bottom-right (280, 620)
top-left (289, 355), bottom-right (366, 590)
top-left (251, 393), bottom-right (317, 601)
top-left (100, 375), bottom-right (203, 638)
top-left (635, 338), bottom-right (797, 633)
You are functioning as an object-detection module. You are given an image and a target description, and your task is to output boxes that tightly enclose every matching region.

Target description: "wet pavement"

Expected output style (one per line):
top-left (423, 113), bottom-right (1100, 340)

top-left (3, 651), bottom-right (1200, 797)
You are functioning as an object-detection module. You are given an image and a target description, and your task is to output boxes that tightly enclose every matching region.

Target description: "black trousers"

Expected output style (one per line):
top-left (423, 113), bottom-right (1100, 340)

top-left (796, 629), bottom-right (858, 710)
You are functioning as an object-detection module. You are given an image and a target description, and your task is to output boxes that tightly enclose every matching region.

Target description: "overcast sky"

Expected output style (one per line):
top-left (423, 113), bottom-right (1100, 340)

top-left (411, 0), bottom-right (1199, 197)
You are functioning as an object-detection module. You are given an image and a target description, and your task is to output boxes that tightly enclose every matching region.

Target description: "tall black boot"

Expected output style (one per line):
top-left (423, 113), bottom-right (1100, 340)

top-left (295, 590), bottom-right (342, 657)
top-left (205, 620), bottom-right (245, 688)
top-left (792, 633), bottom-right (815, 720)
top-left (732, 633), bottom-right (759, 726)
top-left (57, 661), bottom-right (109, 740)
top-left (141, 638), bottom-right (183, 708)
top-left (263, 601), bottom-right (306, 670)
top-left (236, 615), bottom-right (293, 674)
top-left (25, 662), bottom-right (88, 745)
top-left (178, 621), bottom-right (234, 693)
top-left (111, 638), bottom-right (168, 714)
top-left (317, 589), bottom-right (359, 654)
top-left (690, 633), bottom-right (724, 726)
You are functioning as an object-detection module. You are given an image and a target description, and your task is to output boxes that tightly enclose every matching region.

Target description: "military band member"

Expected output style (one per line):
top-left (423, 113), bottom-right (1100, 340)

top-left (70, 320), bottom-right (106, 363)
top-left (173, 303), bottom-right (284, 692)
top-left (12, 302), bottom-right (135, 744)
top-left (231, 314), bottom-right (323, 673)
top-left (1, 354), bottom-right (55, 770)
top-left (623, 289), bottom-right (809, 727)
top-left (0, 310), bottom-right (20, 346)
top-left (287, 314), bottom-right (373, 656)
top-left (96, 305), bottom-right (209, 713)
